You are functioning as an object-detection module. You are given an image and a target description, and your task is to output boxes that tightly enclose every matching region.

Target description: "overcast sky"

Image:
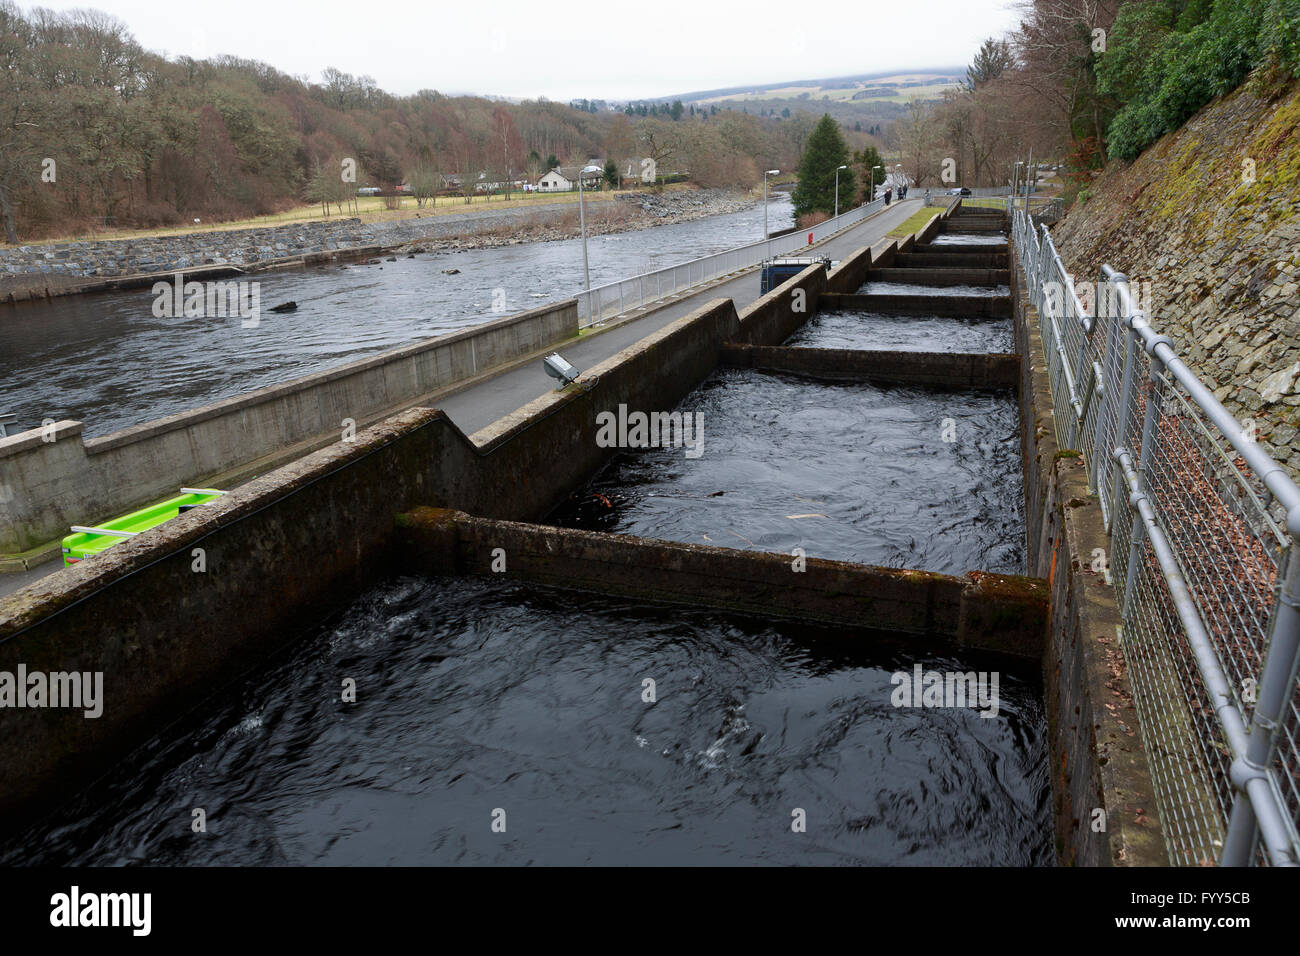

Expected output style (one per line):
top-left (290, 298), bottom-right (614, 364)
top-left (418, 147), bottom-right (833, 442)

top-left (34, 0), bottom-right (1021, 101)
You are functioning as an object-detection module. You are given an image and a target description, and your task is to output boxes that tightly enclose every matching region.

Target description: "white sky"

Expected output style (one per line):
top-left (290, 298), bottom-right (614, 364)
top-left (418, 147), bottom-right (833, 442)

top-left (31, 0), bottom-right (1021, 101)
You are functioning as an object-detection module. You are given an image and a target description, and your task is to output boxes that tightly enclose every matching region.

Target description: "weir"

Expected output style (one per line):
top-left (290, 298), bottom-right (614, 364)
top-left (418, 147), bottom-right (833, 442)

top-left (0, 200), bottom-right (1162, 865)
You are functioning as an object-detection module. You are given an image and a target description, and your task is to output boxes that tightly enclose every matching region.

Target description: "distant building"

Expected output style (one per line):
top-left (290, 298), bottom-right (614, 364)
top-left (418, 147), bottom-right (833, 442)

top-left (538, 165), bottom-right (603, 192)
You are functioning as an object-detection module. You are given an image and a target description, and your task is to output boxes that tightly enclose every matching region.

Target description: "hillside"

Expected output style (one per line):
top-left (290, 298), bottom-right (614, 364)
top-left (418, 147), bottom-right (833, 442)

top-left (658, 70), bottom-right (965, 132)
top-left (666, 70), bottom-right (964, 105)
top-left (1053, 77), bottom-right (1300, 471)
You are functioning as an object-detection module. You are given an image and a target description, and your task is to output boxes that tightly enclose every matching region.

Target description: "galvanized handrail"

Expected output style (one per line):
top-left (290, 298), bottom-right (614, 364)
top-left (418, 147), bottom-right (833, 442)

top-left (1013, 205), bottom-right (1300, 867)
top-left (574, 196), bottom-right (889, 326)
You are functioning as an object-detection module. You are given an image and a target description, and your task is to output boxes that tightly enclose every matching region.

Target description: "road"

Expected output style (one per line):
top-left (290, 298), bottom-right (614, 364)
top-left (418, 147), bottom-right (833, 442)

top-left (437, 197), bottom-right (923, 435)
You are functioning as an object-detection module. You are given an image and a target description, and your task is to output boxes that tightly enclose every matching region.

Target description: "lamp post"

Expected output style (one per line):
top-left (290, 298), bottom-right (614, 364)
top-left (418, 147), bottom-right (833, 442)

top-left (763, 169), bottom-right (780, 240)
top-left (578, 165), bottom-right (591, 295)
top-left (834, 164), bottom-right (847, 218)
top-left (871, 164), bottom-right (882, 202)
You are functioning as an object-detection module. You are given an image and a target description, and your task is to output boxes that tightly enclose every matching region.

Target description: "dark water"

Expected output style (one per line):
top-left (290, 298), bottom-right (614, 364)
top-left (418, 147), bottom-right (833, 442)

top-left (0, 196), bottom-right (794, 438)
top-left (787, 310), bottom-right (1014, 354)
top-left (0, 577), bottom-right (1051, 866)
top-left (858, 281), bottom-right (1011, 297)
top-left (553, 369), bottom-right (1025, 576)
top-left (929, 235), bottom-right (1008, 246)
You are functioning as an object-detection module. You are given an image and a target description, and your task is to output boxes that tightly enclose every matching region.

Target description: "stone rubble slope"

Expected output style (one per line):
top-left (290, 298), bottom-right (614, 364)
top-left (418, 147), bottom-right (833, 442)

top-left (1053, 78), bottom-right (1300, 470)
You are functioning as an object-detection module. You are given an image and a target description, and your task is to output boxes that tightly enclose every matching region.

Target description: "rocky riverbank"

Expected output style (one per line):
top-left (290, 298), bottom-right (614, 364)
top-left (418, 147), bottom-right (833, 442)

top-left (382, 188), bottom-right (755, 255)
top-left (0, 188), bottom-right (755, 302)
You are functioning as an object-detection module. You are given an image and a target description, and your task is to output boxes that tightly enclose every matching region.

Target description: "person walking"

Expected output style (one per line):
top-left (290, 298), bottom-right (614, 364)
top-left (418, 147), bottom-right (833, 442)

top-left (884, 186), bottom-right (892, 206)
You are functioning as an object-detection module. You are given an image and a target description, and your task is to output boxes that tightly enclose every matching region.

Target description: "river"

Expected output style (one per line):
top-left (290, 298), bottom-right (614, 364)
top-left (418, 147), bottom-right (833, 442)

top-left (0, 195), bottom-right (794, 438)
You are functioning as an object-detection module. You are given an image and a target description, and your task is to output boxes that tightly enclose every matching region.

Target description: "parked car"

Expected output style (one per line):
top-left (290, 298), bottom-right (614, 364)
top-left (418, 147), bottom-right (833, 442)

top-left (947, 187), bottom-right (973, 197)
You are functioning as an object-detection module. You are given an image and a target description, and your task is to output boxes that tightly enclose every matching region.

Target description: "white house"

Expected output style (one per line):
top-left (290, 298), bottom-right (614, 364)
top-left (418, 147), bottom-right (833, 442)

top-left (537, 164), bottom-right (603, 192)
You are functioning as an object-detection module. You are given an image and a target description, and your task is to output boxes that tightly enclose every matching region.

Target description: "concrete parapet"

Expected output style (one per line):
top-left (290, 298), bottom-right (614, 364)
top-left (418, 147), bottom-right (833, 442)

top-left (0, 298), bottom-right (579, 560)
top-left (395, 508), bottom-right (1048, 658)
top-left (820, 292), bottom-right (1012, 318)
top-left (719, 344), bottom-right (1019, 390)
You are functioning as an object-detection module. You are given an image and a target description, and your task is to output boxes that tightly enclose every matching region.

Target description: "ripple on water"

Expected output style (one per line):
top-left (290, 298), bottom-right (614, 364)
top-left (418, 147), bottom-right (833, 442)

top-left (553, 369), bottom-right (1026, 576)
top-left (785, 310), bottom-right (1014, 354)
top-left (0, 578), bottom-right (1051, 866)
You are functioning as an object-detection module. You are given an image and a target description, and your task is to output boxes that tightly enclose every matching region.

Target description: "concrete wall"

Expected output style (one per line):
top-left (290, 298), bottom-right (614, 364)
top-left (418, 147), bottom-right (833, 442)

top-left (398, 508), bottom-right (1047, 655)
top-left (0, 271), bottom-right (834, 827)
top-left (821, 292), bottom-right (1011, 318)
top-left (721, 345), bottom-right (1019, 390)
top-left (1011, 244), bottom-right (1168, 867)
top-left (0, 299), bottom-right (578, 558)
top-left (825, 244), bottom-right (876, 293)
top-left (731, 262), bottom-right (828, 345)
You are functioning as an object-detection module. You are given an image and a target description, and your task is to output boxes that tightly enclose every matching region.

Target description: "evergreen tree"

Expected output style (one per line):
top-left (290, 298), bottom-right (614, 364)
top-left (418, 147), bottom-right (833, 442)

top-left (603, 158), bottom-right (618, 189)
top-left (854, 145), bottom-right (885, 198)
top-left (791, 114), bottom-right (855, 217)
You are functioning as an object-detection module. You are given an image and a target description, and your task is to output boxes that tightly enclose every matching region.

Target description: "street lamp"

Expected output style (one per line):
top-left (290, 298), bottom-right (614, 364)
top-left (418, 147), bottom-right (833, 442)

top-left (834, 165), bottom-right (847, 218)
top-left (871, 165), bottom-right (882, 202)
top-left (578, 163), bottom-right (596, 296)
top-left (764, 169), bottom-right (779, 240)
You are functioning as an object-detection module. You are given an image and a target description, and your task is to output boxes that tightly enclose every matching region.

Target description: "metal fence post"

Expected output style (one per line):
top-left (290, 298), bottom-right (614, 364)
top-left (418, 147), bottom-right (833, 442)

top-left (1094, 272), bottom-right (1127, 510)
top-left (1109, 294), bottom-right (1142, 538)
top-left (1222, 534), bottom-right (1300, 865)
top-left (1122, 342), bottom-right (1167, 618)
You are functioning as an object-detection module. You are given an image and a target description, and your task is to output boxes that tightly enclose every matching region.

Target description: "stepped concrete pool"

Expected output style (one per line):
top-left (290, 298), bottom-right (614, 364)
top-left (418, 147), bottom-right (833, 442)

top-left (0, 577), bottom-right (1051, 866)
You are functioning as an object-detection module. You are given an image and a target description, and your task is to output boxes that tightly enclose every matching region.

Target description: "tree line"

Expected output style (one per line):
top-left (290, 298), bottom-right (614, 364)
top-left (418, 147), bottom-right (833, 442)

top-left (0, 2), bottom-right (857, 242)
top-left (886, 0), bottom-right (1299, 197)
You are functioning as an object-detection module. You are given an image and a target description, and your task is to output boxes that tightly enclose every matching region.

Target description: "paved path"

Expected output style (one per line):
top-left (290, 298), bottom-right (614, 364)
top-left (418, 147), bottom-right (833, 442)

top-left (438, 198), bottom-right (923, 435)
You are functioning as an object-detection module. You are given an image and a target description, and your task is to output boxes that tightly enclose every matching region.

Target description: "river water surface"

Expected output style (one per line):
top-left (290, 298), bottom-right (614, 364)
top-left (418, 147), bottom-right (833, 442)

top-left (0, 196), bottom-right (794, 437)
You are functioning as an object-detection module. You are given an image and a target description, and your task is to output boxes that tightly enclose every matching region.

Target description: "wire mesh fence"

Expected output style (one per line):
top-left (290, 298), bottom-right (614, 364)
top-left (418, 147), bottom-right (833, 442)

top-left (1013, 207), bottom-right (1300, 867)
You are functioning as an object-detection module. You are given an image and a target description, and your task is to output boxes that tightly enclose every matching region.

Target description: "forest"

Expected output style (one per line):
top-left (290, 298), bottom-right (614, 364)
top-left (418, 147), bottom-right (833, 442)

top-left (0, 2), bottom-right (867, 242)
top-left (3, 0), bottom-right (1296, 243)
top-left (893, 0), bottom-right (1300, 197)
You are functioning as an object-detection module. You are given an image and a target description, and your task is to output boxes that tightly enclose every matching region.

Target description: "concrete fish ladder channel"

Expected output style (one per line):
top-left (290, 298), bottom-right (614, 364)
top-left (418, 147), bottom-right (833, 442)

top-left (0, 201), bottom-right (1159, 866)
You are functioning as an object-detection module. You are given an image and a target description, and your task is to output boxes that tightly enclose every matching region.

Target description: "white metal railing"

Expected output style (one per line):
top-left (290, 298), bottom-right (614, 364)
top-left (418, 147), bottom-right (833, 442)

top-left (575, 196), bottom-right (887, 327)
top-left (1013, 206), bottom-right (1300, 867)
top-left (968, 195), bottom-right (1065, 221)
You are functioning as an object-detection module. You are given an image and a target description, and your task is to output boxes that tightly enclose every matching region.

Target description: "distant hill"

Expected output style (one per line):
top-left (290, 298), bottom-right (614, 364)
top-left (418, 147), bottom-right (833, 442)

top-left (658, 68), bottom-right (965, 106)
top-left (624, 68), bottom-right (965, 134)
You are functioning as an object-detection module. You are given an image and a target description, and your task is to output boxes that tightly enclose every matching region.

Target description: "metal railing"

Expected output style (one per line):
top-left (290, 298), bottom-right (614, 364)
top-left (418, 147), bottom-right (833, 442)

top-left (1013, 207), bottom-right (1300, 867)
top-left (970, 195), bottom-right (1065, 222)
top-left (575, 196), bottom-right (887, 327)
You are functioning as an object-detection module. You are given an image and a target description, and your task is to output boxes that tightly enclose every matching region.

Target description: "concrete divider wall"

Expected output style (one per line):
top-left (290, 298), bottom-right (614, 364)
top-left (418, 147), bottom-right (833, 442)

top-left (721, 345), bottom-right (1019, 390)
top-left (825, 245), bottom-right (874, 293)
top-left (731, 262), bottom-right (828, 345)
top-left (398, 508), bottom-right (1047, 656)
top-left (0, 298), bottom-right (578, 557)
top-left (0, 269), bottom-right (831, 827)
top-left (820, 293), bottom-right (1011, 318)
top-left (1011, 245), bottom-right (1168, 867)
